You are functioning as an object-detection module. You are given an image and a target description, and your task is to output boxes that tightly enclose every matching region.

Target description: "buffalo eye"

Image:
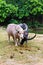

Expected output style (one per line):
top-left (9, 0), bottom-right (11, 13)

top-left (17, 31), bottom-right (19, 33)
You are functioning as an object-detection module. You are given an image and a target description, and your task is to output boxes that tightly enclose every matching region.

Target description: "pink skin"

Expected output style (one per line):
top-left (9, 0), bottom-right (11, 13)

top-left (6, 24), bottom-right (24, 46)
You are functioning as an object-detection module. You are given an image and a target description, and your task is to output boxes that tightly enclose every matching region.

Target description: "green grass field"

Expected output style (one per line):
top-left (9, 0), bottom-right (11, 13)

top-left (0, 27), bottom-right (43, 65)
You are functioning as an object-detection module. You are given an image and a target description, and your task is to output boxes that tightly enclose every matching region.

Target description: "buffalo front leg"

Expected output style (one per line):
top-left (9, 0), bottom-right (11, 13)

top-left (17, 38), bottom-right (20, 46)
top-left (14, 38), bottom-right (18, 46)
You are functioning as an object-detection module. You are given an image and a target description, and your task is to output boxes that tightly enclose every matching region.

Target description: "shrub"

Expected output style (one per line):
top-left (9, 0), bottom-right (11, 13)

top-left (31, 21), bottom-right (40, 28)
top-left (0, 0), bottom-right (18, 23)
top-left (9, 19), bottom-right (18, 24)
top-left (26, 21), bottom-right (40, 28)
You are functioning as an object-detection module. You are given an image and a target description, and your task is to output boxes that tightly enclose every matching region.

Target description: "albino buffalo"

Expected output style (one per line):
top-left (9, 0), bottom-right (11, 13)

top-left (6, 24), bottom-right (24, 46)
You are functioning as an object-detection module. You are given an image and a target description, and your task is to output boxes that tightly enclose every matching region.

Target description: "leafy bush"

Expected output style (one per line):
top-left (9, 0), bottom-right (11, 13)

top-left (0, 0), bottom-right (18, 22)
top-left (26, 21), bottom-right (40, 28)
top-left (31, 21), bottom-right (40, 28)
top-left (9, 19), bottom-right (22, 24)
top-left (26, 21), bottom-right (32, 28)
top-left (9, 19), bottom-right (18, 24)
top-left (1, 0), bottom-right (43, 28)
top-left (5, 0), bottom-right (43, 17)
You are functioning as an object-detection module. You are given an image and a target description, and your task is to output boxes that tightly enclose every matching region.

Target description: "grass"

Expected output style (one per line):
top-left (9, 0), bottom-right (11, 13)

top-left (0, 27), bottom-right (43, 65)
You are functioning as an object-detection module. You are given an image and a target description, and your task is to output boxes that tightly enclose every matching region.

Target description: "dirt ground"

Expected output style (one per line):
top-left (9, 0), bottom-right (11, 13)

top-left (0, 27), bottom-right (43, 65)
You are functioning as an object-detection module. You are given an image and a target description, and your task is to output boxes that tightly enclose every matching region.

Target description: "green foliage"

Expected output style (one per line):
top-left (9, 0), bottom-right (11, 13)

top-left (1, 0), bottom-right (43, 28)
top-left (9, 19), bottom-right (21, 24)
top-left (31, 21), bottom-right (40, 28)
top-left (0, 0), bottom-right (18, 22)
top-left (26, 21), bottom-right (40, 28)
top-left (26, 21), bottom-right (32, 28)
top-left (5, 0), bottom-right (43, 17)
top-left (9, 19), bottom-right (18, 24)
